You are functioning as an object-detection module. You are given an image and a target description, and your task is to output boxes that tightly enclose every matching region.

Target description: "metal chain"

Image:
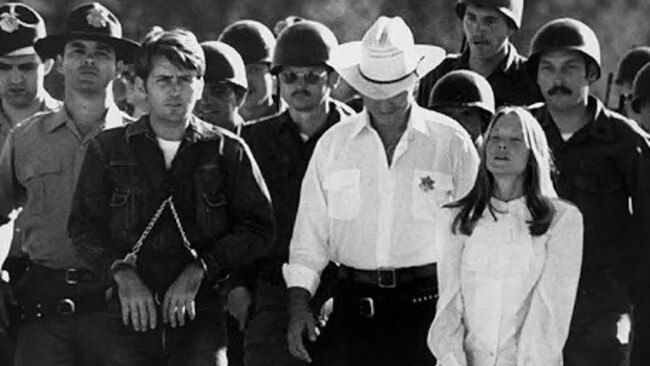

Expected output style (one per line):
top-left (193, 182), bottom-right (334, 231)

top-left (123, 195), bottom-right (197, 266)
top-left (167, 196), bottom-right (199, 260)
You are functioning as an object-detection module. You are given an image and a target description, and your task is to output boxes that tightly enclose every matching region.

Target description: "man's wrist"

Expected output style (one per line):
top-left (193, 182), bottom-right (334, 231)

top-left (111, 261), bottom-right (137, 283)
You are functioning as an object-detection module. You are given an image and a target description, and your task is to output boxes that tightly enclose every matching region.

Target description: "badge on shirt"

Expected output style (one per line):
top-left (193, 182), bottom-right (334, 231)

top-left (419, 175), bottom-right (435, 192)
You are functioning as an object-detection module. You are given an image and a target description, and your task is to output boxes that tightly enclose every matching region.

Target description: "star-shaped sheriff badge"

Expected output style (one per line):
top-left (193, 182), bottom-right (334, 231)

top-left (419, 175), bottom-right (435, 192)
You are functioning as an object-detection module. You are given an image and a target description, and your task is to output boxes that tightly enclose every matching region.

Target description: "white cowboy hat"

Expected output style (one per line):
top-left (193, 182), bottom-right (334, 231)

top-left (332, 16), bottom-right (446, 100)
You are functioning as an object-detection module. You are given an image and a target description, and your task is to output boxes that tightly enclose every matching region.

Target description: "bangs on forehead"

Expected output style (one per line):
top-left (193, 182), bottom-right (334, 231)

top-left (156, 47), bottom-right (201, 74)
top-left (489, 108), bottom-right (533, 146)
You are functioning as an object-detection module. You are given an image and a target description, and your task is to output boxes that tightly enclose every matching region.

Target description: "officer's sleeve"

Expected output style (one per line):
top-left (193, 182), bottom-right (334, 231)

top-left (282, 138), bottom-right (331, 296)
top-left (0, 133), bottom-right (24, 267)
top-left (517, 202), bottom-right (583, 365)
top-left (199, 139), bottom-right (275, 282)
top-left (68, 138), bottom-right (116, 281)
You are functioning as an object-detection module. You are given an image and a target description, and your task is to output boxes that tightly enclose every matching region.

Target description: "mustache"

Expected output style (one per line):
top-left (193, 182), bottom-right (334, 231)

top-left (548, 85), bottom-right (572, 96)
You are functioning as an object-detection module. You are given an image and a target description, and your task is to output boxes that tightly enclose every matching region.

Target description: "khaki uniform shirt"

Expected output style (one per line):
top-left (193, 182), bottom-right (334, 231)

top-left (0, 105), bottom-right (131, 269)
top-left (0, 93), bottom-right (62, 260)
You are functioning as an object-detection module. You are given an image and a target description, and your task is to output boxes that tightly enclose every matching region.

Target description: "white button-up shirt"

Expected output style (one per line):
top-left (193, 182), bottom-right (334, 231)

top-left (283, 105), bottom-right (480, 295)
top-left (429, 198), bottom-right (583, 366)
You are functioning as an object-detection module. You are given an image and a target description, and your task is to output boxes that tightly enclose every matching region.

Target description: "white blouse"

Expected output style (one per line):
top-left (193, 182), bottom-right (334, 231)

top-left (429, 197), bottom-right (583, 366)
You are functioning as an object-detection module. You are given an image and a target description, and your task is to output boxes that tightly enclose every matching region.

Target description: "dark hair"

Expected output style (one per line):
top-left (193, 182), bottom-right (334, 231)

top-left (448, 107), bottom-right (557, 237)
top-left (134, 27), bottom-right (205, 82)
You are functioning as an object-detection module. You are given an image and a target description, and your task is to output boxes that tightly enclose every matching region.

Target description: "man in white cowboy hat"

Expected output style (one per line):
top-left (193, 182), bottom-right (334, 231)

top-left (284, 16), bottom-right (479, 365)
top-left (0, 3), bottom-right (137, 365)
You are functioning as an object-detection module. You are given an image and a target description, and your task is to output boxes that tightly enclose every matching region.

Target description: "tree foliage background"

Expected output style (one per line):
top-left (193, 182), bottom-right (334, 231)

top-left (17, 0), bottom-right (650, 101)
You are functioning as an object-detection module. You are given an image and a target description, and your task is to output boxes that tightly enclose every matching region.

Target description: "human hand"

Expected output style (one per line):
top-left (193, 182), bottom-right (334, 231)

top-left (114, 268), bottom-right (157, 332)
top-left (287, 287), bottom-right (319, 363)
top-left (227, 286), bottom-right (253, 331)
top-left (162, 262), bottom-right (204, 328)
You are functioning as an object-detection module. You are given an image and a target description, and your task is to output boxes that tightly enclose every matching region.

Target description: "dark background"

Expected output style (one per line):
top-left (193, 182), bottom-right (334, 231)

top-left (15, 0), bottom-right (650, 101)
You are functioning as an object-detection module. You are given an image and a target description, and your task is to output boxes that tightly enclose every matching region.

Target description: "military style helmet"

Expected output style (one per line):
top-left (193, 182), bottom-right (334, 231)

top-left (218, 20), bottom-right (275, 66)
top-left (201, 41), bottom-right (247, 92)
top-left (455, 0), bottom-right (524, 30)
top-left (528, 18), bottom-right (601, 80)
top-left (616, 47), bottom-right (650, 86)
top-left (631, 63), bottom-right (650, 113)
top-left (428, 70), bottom-right (495, 117)
top-left (271, 20), bottom-right (338, 74)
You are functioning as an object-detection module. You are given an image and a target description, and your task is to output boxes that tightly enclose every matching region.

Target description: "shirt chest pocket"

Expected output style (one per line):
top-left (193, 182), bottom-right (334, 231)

top-left (325, 169), bottom-right (360, 221)
top-left (411, 170), bottom-right (454, 222)
top-left (23, 157), bottom-right (63, 215)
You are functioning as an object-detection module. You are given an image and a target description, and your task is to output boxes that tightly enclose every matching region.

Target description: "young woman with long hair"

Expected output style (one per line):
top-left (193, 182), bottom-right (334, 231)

top-left (428, 107), bottom-right (583, 366)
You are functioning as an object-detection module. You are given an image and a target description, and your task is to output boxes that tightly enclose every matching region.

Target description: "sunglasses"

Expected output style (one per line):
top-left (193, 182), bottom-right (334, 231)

top-left (278, 70), bottom-right (328, 84)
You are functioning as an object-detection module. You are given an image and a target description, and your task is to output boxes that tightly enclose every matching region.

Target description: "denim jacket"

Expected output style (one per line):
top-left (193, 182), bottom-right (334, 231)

top-left (68, 115), bottom-right (275, 293)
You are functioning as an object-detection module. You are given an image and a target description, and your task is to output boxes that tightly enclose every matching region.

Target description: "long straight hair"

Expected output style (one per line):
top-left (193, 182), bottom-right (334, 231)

top-left (448, 106), bottom-right (557, 237)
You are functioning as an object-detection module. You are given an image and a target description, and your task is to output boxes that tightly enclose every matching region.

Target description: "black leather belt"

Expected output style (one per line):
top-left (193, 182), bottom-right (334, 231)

top-left (336, 286), bottom-right (438, 319)
top-left (338, 263), bottom-right (437, 289)
top-left (27, 264), bottom-right (97, 285)
top-left (19, 291), bottom-right (107, 321)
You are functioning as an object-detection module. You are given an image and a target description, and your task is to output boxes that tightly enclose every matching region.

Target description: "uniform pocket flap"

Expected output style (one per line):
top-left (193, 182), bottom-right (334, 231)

top-left (24, 157), bottom-right (61, 180)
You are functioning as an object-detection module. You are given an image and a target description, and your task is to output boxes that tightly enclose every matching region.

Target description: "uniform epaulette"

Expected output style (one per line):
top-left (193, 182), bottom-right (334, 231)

top-left (11, 109), bottom-right (57, 134)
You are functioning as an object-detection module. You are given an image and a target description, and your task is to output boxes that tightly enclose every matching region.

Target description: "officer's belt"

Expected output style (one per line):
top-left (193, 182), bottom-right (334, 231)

top-left (18, 290), bottom-right (107, 321)
top-left (26, 264), bottom-right (98, 285)
top-left (338, 263), bottom-right (437, 289)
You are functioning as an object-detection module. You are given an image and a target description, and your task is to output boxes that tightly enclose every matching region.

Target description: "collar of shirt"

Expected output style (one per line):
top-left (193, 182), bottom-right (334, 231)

top-left (456, 42), bottom-right (520, 77)
top-left (0, 91), bottom-right (62, 133)
top-left (350, 103), bottom-right (431, 142)
top-left (45, 102), bottom-right (126, 137)
top-left (490, 196), bottom-right (530, 220)
top-left (538, 95), bottom-right (616, 144)
top-left (279, 100), bottom-right (348, 142)
top-left (126, 114), bottom-right (219, 144)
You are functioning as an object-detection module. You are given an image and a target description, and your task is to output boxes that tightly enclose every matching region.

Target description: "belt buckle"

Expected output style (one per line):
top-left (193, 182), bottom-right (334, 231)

top-left (56, 298), bottom-right (76, 315)
top-left (377, 268), bottom-right (396, 289)
top-left (64, 269), bottom-right (79, 285)
top-left (359, 297), bottom-right (374, 318)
